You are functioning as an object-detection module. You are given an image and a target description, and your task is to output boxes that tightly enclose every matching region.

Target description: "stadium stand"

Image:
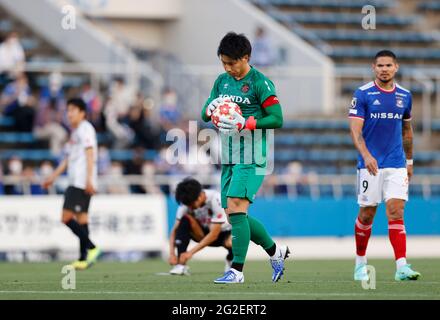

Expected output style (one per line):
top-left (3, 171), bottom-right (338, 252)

top-left (0, 0), bottom-right (439, 199)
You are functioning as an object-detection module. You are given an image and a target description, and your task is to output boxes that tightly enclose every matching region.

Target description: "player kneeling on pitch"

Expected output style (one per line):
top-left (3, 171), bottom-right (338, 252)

top-left (168, 178), bottom-right (233, 275)
top-left (42, 98), bottom-right (101, 270)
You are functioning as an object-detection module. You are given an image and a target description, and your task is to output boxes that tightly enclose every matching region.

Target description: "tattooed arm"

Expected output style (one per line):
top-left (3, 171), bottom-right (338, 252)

top-left (349, 118), bottom-right (378, 175)
top-left (402, 120), bottom-right (414, 181)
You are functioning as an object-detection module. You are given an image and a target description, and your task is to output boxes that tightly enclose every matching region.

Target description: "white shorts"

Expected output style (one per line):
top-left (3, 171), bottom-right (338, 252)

top-left (357, 168), bottom-right (409, 207)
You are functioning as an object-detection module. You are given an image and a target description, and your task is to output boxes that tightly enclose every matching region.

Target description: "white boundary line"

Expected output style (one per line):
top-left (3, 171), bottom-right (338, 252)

top-left (0, 290), bottom-right (438, 298)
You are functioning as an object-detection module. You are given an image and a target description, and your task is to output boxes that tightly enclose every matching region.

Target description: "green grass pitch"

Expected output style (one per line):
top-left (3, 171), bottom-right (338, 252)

top-left (0, 258), bottom-right (439, 300)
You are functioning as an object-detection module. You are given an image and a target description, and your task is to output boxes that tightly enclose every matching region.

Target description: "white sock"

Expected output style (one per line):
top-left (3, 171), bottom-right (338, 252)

top-left (396, 257), bottom-right (407, 270)
top-left (356, 255), bottom-right (367, 266)
top-left (230, 268), bottom-right (243, 275)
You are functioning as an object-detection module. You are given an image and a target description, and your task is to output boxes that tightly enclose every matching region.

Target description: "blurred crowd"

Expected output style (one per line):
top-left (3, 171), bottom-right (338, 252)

top-left (0, 30), bottom-right (313, 197)
top-left (0, 31), bottom-right (220, 195)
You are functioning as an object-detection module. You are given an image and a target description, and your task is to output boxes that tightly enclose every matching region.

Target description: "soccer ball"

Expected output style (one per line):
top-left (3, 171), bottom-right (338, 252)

top-left (211, 100), bottom-right (243, 130)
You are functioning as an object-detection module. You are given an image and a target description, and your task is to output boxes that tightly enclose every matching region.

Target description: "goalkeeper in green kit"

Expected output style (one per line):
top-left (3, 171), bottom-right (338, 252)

top-left (201, 32), bottom-right (290, 284)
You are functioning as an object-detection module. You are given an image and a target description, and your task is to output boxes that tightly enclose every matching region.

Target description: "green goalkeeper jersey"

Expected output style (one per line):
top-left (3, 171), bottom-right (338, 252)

top-left (201, 66), bottom-right (282, 165)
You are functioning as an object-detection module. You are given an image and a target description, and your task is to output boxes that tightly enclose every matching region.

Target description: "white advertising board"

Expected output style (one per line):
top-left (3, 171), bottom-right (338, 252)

top-left (0, 195), bottom-right (168, 252)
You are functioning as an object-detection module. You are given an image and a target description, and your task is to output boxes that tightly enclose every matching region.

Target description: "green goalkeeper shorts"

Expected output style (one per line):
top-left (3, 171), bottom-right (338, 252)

top-left (220, 163), bottom-right (266, 208)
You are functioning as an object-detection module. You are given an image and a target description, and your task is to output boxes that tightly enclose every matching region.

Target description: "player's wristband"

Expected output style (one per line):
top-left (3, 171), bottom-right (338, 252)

top-left (244, 116), bottom-right (257, 130)
top-left (406, 159), bottom-right (414, 165)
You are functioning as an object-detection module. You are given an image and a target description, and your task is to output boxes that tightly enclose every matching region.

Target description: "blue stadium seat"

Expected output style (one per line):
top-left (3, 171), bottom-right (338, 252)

top-left (20, 38), bottom-right (40, 51)
top-left (0, 133), bottom-right (37, 143)
top-left (0, 149), bottom-right (159, 161)
top-left (109, 150), bottom-right (158, 161)
top-left (0, 150), bottom-right (55, 161)
top-left (431, 120), bottom-right (440, 131)
top-left (282, 120), bottom-right (349, 130)
top-left (275, 134), bottom-right (353, 146)
top-left (414, 152), bottom-right (440, 162)
top-left (309, 29), bottom-right (437, 43)
top-left (0, 19), bottom-right (13, 32)
top-left (0, 117), bottom-right (14, 127)
top-left (274, 149), bottom-right (357, 162)
top-left (274, 12), bottom-right (418, 26)
top-left (414, 167), bottom-right (440, 175)
top-left (418, 1), bottom-right (440, 11)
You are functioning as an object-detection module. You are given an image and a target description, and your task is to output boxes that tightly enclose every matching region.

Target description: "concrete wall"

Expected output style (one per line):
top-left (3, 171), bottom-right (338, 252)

top-left (91, 19), bottom-right (168, 49)
top-left (0, 0), bottom-right (136, 65)
top-left (162, 0), bottom-right (335, 116)
top-left (71, 0), bottom-right (182, 19)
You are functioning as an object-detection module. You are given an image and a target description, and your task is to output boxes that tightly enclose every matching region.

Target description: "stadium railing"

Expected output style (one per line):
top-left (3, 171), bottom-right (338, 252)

top-left (2, 174), bottom-right (440, 200)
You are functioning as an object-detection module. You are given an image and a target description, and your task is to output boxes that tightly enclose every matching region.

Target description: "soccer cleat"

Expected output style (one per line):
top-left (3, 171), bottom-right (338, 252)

top-left (354, 263), bottom-right (369, 281)
top-left (395, 264), bottom-right (421, 281)
top-left (70, 260), bottom-right (89, 270)
top-left (86, 247), bottom-right (101, 266)
top-left (270, 245), bottom-right (290, 282)
top-left (169, 264), bottom-right (190, 276)
top-left (214, 268), bottom-right (244, 284)
top-left (224, 259), bottom-right (232, 273)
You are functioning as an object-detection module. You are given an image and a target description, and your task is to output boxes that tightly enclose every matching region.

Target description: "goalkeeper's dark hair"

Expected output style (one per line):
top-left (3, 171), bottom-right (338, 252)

top-left (374, 50), bottom-right (397, 62)
top-left (175, 177), bottom-right (202, 206)
top-left (217, 32), bottom-right (252, 60)
top-left (67, 98), bottom-right (87, 113)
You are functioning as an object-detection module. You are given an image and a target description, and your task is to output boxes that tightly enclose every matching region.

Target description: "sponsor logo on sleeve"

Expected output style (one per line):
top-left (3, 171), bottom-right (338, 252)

top-left (351, 97), bottom-right (357, 108)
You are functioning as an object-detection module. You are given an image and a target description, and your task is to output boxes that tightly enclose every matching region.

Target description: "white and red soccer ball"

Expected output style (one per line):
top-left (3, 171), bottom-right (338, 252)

top-left (211, 100), bottom-right (243, 130)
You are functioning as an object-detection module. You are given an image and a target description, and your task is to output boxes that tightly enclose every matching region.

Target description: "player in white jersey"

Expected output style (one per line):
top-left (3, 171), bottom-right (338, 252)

top-left (349, 50), bottom-right (420, 281)
top-left (42, 98), bottom-right (101, 270)
top-left (168, 178), bottom-right (233, 275)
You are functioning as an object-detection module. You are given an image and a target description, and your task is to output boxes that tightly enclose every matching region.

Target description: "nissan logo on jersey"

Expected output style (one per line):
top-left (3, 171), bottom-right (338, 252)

top-left (370, 113), bottom-right (403, 120)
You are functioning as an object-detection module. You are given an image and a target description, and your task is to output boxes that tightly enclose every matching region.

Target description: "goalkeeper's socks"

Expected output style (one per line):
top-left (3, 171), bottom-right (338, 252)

top-left (355, 217), bottom-right (372, 256)
top-left (231, 262), bottom-right (244, 272)
top-left (388, 219), bottom-right (407, 264)
top-left (247, 215), bottom-right (276, 256)
top-left (266, 244), bottom-right (277, 257)
top-left (229, 213), bottom-right (250, 269)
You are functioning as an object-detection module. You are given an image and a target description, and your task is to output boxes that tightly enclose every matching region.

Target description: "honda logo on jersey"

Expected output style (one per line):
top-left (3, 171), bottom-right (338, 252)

top-left (219, 94), bottom-right (251, 104)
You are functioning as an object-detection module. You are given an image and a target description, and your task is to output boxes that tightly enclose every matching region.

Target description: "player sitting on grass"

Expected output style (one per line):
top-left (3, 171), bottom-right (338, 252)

top-left (168, 178), bottom-right (233, 275)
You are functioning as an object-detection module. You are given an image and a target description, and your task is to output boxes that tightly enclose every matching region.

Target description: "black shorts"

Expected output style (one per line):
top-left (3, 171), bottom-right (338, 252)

top-left (191, 226), bottom-right (231, 247)
top-left (63, 186), bottom-right (92, 213)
